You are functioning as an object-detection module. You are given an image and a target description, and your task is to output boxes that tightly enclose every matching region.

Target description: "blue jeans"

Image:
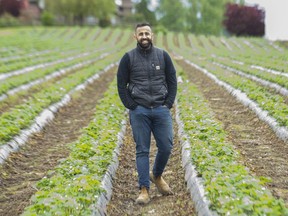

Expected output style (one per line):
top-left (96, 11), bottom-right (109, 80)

top-left (129, 105), bottom-right (173, 189)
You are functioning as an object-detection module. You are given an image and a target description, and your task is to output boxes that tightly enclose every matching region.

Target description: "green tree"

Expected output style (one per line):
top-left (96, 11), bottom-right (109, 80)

top-left (185, 0), bottom-right (199, 33)
top-left (41, 11), bottom-right (55, 26)
top-left (134, 0), bottom-right (157, 26)
top-left (186, 0), bottom-right (236, 35)
top-left (157, 0), bottom-right (187, 32)
top-left (46, 0), bottom-right (115, 26)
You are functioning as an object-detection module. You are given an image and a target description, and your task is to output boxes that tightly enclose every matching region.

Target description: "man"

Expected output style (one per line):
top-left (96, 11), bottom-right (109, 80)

top-left (117, 23), bottom-right (177, 204)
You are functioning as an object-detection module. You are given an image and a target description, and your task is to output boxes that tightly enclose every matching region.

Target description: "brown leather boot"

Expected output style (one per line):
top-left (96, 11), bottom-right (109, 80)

top-left (135, 186), bottom-right (150, 204)
top-left (150, 173), bottom-right (173, 195)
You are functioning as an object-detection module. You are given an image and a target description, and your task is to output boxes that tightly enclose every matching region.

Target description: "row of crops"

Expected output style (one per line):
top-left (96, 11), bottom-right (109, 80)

top-left (169, 32), bottom-right (288, 140)
top-left (0, 27), bottom-right (288, 215)
top-left (0, 27), bottom-right (133, 163)
top-left (157, 33), bottom-right (288, 215)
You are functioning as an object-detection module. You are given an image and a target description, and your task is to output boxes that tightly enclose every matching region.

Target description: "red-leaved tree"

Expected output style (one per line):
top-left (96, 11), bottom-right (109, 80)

top-left (0, 0), bottom-right (28, 17)
top-left (223, 3), bottom-right (265, 37)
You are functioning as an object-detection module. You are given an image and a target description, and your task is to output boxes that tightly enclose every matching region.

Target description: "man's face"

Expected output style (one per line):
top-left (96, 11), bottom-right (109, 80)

top-left (134, 25), bottom-right (153, 48)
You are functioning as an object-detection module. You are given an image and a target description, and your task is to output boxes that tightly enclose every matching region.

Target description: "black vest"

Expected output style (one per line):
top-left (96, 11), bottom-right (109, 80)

top-left (128, 45), bottom-right (168, 108)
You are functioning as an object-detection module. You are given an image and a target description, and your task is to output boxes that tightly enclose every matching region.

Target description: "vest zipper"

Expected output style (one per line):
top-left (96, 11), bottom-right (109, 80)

top-left (145, 50), bottom-right (153, 107)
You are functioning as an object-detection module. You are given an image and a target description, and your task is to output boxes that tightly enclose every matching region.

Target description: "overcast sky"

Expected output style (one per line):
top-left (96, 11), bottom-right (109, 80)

top-left (245, 0), bottom-right (288, 40)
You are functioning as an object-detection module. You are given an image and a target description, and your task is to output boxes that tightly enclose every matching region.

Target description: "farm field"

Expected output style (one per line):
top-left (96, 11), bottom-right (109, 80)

top-left (0, 27), bottom-right (288, 215)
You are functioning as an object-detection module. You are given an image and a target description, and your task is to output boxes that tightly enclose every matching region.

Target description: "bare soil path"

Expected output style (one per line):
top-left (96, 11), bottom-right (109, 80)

top-left (106, 115), bottom-right (196, 216)
top-left (177, 59), bottom-right (288, 207)
top-left (0, 67), bottom-right (116, 216)
top-left (0, 62), bottom-right (95, 114)
top-left (1, 55), bottom-right (287, 216)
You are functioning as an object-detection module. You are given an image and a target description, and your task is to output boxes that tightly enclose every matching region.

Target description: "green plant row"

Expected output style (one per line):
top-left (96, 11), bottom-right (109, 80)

top-left (0, 48), bottom-right (93, 75)
top-left (2, 27), bottom-right (125, 76)
top-left (167, 32), bottom-right (288, 128)
top-left (0, 28), bottom-right (131, 105)
top-left (179, 33), bottom-right (288, 73)
top-left (0, 28), bottom-right (123, 74)
top-left (0, 50), bottom-right (124, 146)
top-left (176, 67), bottom-right (288, 215)
top-left (1, 50), bottom-right (53, 64)
top-left (0, 50), bottom-right (107, 95)
top-left (191, 58), bottom-right (288, 127)
top-left (0, 27), bottom-right (95, 55)
top-left (0, 31), bottom-right (70, 58)
top-left (21, 77), bottom-right (126, 215)
top-left (211, 58), bottom-right (288, 90)
top-left (1, 51), bottom-right (62, 74)
top-left (197, 34), bottom-right (288, 69)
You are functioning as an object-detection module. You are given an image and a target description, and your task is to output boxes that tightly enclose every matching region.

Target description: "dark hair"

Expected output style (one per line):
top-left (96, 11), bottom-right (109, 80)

top-left (135, 23), bottom-right (151, 31)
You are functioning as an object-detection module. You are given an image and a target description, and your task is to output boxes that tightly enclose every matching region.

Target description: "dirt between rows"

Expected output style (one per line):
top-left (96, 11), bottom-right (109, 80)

top-left (106, 116), bottom-right (196, 216)
top-left (0, 67), bottom-right (116, 216)
top-left (177, 59), bottom-right (288, 207)
top-left (0, 65), bottom-right (85, 114)
top-left (0, 55), bottom-right (287, 216)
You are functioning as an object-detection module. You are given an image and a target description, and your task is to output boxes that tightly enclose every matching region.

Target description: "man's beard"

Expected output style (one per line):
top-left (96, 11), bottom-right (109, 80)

top-left (138, 38), bottom-right (152, 49)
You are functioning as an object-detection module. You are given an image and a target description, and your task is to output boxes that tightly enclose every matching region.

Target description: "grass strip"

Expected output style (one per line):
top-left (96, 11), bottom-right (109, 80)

top-left (22, 78), bottom-right (126, 215)
top-left (176, 67), bottom-right (288, 215)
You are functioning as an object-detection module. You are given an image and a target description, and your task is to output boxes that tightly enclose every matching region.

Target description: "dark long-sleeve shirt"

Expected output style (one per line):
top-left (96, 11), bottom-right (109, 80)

top-left (117, 46), bottom-right (177, 110)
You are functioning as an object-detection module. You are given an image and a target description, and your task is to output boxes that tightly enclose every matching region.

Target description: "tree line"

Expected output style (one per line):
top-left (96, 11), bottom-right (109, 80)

top-left (135, 0), bottom-right (264, 36)
top-left (0, 0), bottom-right (265, 37)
